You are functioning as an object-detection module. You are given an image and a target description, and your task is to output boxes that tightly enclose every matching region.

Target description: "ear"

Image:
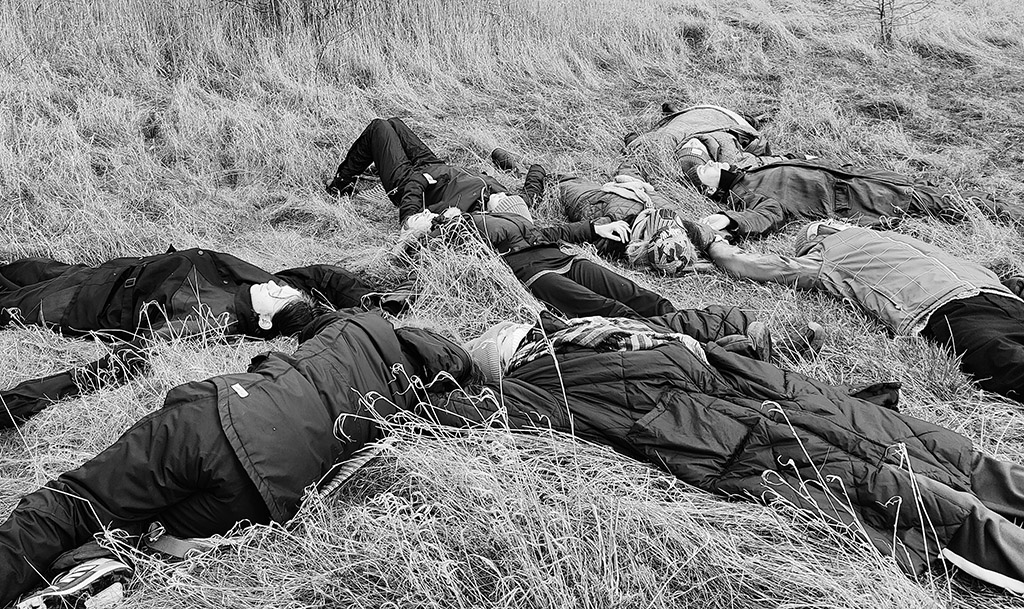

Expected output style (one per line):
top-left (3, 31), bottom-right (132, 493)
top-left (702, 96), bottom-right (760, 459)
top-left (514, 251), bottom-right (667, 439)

top-left (259, 316), bottom-right (273, 330)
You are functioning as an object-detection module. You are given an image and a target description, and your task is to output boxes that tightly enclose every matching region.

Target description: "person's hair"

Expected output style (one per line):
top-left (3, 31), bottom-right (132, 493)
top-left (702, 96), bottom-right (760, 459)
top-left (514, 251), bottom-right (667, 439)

top-left (270, 293), bottom-right (319, 336)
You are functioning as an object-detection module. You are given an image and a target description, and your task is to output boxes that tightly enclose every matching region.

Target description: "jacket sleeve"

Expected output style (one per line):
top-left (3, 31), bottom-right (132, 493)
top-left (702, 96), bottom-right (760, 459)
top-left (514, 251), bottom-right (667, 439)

top-left (719, 190), bottom-right (786, 238)
top-left (535, 220), bottom-right (596, 244)
top-left (706, 241), bottom-right (823, 290)
top-left (274, 265), bottom-right (374, 310)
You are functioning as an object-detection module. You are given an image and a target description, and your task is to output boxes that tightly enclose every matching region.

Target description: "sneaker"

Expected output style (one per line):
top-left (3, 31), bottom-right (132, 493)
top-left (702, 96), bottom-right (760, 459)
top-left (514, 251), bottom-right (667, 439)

top-left (490, 148), bottom-right (524, 173)
top-left (16, 558), bottom-right (132, 609)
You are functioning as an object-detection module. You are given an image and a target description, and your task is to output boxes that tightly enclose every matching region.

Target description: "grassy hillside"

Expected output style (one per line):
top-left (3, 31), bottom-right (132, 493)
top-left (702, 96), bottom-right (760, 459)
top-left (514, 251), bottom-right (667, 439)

top-left (2, 0), bottom-right (1024, 606)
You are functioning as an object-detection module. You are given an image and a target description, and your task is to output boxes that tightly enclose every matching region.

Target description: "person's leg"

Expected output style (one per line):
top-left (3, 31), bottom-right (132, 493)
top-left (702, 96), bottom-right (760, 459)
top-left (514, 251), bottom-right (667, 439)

top-left (922, 294), bottom-right (1024, 402)
top-left (644, 305), bottom-right (754, 340)
top-left (327, 119), bottom-right (417, 203)
top-left (386, 117), bottom-right (444, 167)
top-left (0, 383), bottom-right (267, 605)
top-left (969, 452), bottom-right (1024, 521)
top-left (519, 164), bottom-right (546, 207)
top-left (527, 271), bottom-right (640, 319)
top-left (0, 258), bottom-right (81, 290)
top-left (564, 259), bottom-right (675, 318)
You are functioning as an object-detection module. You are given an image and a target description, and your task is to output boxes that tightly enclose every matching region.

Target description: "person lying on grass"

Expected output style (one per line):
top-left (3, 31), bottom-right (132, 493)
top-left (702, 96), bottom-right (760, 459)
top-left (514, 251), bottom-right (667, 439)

top-left (326, 117), bottom-right (544, 233)
top-left (422, 201), bottom-right (675, 320)
top-left (4, 307), bottom-right (1023, 604)
top-left (0, 247), bottom-right (373, 427)
top-left (675, 152), bottom-right (1019, 240)
top-left (684, 219), bottom-right (1024, 403)
top-left (617, 102), bottom-right (792, 179)
top-left (0, 306), bottom-right (819, 607)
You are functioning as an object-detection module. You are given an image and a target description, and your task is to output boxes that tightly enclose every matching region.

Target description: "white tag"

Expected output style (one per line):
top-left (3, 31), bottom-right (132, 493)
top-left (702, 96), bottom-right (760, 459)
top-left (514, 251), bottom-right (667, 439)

top-left (422, 173), bottom-right (437, 185)
top-left (231, 383), bottom-right (249, 398)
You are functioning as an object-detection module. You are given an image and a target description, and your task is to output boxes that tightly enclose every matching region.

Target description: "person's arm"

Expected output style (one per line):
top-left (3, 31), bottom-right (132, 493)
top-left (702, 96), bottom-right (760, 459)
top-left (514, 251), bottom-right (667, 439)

top-left (534, 220), bottom-right (597, 244)
top-left (718, 191), bottom-right (786, 239)
top-left (706, 240), bottom-right (822, 290)
top-left (274, 265), bottom-right (374, 310)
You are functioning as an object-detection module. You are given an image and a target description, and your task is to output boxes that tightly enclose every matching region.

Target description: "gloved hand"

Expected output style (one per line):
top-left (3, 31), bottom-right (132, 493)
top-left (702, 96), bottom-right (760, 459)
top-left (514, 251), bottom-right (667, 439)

top-left (594, 220), bottom-right (631, 242)
top-left (679, 219), bottom-right (720, 254)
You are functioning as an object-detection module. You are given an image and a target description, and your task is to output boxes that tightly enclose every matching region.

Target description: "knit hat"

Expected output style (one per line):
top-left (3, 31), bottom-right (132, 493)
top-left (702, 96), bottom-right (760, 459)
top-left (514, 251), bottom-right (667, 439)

top-left (462, 321), bottom-right (533, 384)
top-left (678, 147), bottom-right (711, 180)
top-left (793, 220), bottom-right (852, 256)
top-left (487, 193), bottom-right (533, 223)
top-left (645, 226), bottom-right (698, 275)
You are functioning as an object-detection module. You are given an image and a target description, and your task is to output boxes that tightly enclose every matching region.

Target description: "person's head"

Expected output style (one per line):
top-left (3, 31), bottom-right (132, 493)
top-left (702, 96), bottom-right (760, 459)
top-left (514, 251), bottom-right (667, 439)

top-left (645, 226), bottom-right (698, 274)
top-left (792, 220), bottom-right (854, 256)
top-left (486, 193), bottom-right (533, 223)
top-left (684, 160), bottom-right (731, 195)
top-left (250, 281), bottom-right (317, 336)
top-left (462, 321), bottom-right (533, 383)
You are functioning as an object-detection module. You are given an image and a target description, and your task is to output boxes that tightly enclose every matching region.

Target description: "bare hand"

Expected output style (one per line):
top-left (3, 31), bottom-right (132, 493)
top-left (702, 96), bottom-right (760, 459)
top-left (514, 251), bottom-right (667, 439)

top-left (594, 220), bottom-right (631, 242)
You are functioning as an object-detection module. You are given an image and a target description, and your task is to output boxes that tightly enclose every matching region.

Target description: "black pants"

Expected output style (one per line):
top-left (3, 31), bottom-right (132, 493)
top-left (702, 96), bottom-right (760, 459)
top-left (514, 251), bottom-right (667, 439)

top-left (329, 117), bottom-right (443, 207)
top-left (939, 451), bottom-right (1024, 592)
top-left (0, 384), bottom-right (269, 606)
top-left (0, 258), bottom-right (88, 327)
top-left (528, 259), bottom-right (674, 319)
top-left (921, 293), bottom-right (1024, 402)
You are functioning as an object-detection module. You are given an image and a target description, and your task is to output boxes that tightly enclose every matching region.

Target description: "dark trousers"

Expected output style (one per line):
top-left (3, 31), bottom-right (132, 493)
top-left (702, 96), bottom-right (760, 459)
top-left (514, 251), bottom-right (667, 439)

top-left (0, 258), bottom-right (87, 327)
top-left (921, 292), bottom-right (1024, 402)
top-left (941, 452), bottom-right (1024, 591)
top-left (329, 117), bottom-right (442, 206)
top-left (0, 384), bottom-right (269, 606)
top-left (528, 259), bottom-right (674, 320)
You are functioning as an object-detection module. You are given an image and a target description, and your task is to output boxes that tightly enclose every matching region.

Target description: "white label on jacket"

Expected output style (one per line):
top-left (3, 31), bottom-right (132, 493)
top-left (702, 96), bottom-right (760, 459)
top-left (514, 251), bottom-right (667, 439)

top-left (231, 383), bottom-right (249, 398)
top-left (422, 173), bottom-right (437, 184)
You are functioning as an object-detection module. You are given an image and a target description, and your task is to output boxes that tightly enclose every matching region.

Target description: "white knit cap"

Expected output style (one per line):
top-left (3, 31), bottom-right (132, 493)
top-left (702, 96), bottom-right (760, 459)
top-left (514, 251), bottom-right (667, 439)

top-left (462, 321), bottom-right (533, 383)
top-left (486, 193), bottom-right (534, 223)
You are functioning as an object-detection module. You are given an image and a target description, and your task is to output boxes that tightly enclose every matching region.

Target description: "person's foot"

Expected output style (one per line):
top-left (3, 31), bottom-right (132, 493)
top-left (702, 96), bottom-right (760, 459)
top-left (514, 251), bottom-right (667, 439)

top-left (745, 321), bottom-right (773, 362)
top-left (1004, 276), bottom-right (1024, 298)
top-left (16, 557), bottom-right (132, 609)
top-left (745, 320), bottom-right (826, 362)
top-left (490, 148), bottom-right (525, 174)
top-left (777, 321), bottom-right (826, 359)
top-left (325, 176), bottom-right (356, 197)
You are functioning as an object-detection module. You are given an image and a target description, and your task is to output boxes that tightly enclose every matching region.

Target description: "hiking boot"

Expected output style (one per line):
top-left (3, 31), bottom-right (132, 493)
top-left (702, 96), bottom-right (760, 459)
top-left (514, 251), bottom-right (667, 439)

top-left (745, 321), bottom-right (773, 362)
top-left (776, 321), bottom-right (826, 359)
top-left (490, 148), bottom-right (524, 174)
top-left (16, 557), bottom-right (132, 609)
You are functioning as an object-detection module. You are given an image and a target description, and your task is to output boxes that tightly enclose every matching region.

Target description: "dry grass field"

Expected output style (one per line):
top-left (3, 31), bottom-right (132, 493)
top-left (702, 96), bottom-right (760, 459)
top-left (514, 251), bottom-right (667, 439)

top-left (2, 0), bottom-right (1024, 606)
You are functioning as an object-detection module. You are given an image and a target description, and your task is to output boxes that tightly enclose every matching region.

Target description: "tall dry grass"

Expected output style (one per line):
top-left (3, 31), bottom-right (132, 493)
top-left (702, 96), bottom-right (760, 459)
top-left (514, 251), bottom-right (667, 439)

top-left (2, 0), bottom-right (1024, 607)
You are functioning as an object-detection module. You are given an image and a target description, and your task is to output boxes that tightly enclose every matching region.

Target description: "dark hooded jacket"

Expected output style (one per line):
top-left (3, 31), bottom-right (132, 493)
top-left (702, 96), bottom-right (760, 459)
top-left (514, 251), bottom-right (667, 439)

top-left (217, 310), bottom-right (474, 521)
top-left (433, 312), bottom-right (979, 577)
top-left (714, 160), bottom-right (973, 238)
top-left (462, 212), bottom-right (597, 283)
top-left (0, 248), bottom-right (372, 339)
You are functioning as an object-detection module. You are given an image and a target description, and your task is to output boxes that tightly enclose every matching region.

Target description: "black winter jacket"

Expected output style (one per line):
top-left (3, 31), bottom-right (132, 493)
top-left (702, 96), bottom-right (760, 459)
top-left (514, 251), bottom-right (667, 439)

top-left (436, 313), bottom-right (978, 576)
top-left (0, 249), bottom-right (372, 339)
top-left (217, 311), bottom-right (474, 521)
top-left (716, 160), bottom-right (967, 238)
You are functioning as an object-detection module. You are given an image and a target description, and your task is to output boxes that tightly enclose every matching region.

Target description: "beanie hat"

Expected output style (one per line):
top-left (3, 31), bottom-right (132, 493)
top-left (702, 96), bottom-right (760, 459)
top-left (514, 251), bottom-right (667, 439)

top-left (487, 193), bottom-right (533, 223)
top-left (645, 226), bottom-right (698, 275)
top-left (462, 321), bottom-right (533, 384)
